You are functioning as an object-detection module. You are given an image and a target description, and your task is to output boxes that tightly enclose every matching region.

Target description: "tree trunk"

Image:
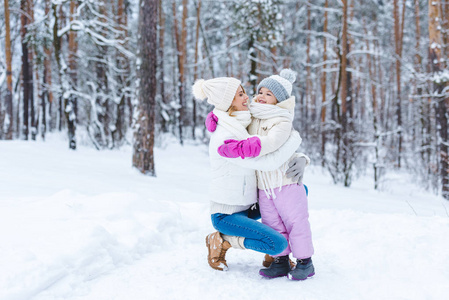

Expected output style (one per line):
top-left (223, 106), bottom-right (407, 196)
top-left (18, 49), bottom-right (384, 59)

top-left (394, 0), bottom-right (406, 168)
top-left (414, 0), bottom-right (429, 173)
top-left (21, 0), bottom-right (31, 140)
top-left (440, 0), bottom-right (449, 60)
top-left (320, 0), bottom-right (328, 166)
top-left (43, 0), bottom-right (54, 137)
top-left (172, 0), bottom-right (187, 145)
top-left (192, 0), bottom-right (202, 140)
top-left (3, 0), bottom-right (13, 140)
top-left (249, 35), bottom-right (257, 94)
top-left (341, 0), bottom-right (348, 118)
top-left (341, 0), bottom-right (348, 185)
top-left (158, 0), bottom-right (168, 133)
top-left (68, 0), bottom-right (78, 120)
top-left (429, 0), bottom-right (449, 199)
top-left (115, 0), bottom-right (129, 145)
top-left (284, 2), bottom-right (300, 69)
top-left (66, 0), bottom-right (77, 149)
top-left (28, 0), bottom-right (36, 140)
top-left (367, 17), bottom-right (380, 189)
top-left (180, 0), bottom-right (188, 142)
top-left (305, 1), bottom-right (312, 137)
top-left (53, 3), bottom-right (76, 149)
top-left (348, 0), bottom-right (355, 119)
top-left (133, 0), bottom-right (157, 176)
top-left (96, 2), bottom-right (110, 148)
top-left (57, 4), bottom-right (65, 133)
top-left (226, 28), bottom-right (233, 76)
top-left (340, 0), bottom-right (353, 187)
top-left (414, 0), bottom-right (422, 74)
top-left (196, 3), bottom-right (214, 78)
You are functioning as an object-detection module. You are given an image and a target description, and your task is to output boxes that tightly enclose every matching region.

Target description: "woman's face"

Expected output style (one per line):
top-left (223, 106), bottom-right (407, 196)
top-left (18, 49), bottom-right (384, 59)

top-left (231, 86), bottom-right (249, 111)
top-left (257, 87), bottom-right (277, 105)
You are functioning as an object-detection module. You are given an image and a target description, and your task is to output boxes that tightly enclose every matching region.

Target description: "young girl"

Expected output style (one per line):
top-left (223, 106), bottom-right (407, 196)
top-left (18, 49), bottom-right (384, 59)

top-left (217, 69), bottom-right (315, 281)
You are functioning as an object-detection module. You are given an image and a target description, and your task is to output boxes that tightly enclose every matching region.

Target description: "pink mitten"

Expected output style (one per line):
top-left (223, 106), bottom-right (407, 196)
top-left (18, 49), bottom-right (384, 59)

top-left (205, 111), bottom-right (218, 133)
top-left (217, 137), bottom-right (261, 159)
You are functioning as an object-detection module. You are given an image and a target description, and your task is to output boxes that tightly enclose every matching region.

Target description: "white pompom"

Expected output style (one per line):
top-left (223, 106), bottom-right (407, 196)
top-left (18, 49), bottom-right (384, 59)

top-left (280, 69), bottom-right (297, 83)
top-left (192, 79), bottom-right (207, 100)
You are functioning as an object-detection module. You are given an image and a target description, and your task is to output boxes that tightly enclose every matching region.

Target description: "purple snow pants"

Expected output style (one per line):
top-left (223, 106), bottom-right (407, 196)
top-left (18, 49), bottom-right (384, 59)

top-left (258, 183), bottom-right (314, 259)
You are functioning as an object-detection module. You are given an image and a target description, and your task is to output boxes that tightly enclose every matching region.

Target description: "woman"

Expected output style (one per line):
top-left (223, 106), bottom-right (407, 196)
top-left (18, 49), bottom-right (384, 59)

top-left (192, 77), bottom-right (308, 272)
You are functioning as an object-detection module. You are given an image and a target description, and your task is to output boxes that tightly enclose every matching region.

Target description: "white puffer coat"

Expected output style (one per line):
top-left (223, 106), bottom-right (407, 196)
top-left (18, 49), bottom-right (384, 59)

top-left (209, 108), bottom-right (302, 214)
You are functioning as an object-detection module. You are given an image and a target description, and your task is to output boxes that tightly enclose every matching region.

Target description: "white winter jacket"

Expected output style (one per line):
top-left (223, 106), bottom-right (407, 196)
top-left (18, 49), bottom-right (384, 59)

top-left (247, 96), bottom-right (310, 193)
top-left (209, 108), bottom-right (302, 215)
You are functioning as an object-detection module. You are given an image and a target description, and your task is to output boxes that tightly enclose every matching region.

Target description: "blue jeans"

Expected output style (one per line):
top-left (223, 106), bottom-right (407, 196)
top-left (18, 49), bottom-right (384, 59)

top-left (211, 209), bottom-right (288, 256)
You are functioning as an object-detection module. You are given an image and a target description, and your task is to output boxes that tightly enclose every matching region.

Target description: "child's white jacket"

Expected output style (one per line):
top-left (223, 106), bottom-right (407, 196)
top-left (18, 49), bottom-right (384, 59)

top-left (208, 109), bottom-right (302, 214)
top-left (247, 96), bottom-right (310, 193)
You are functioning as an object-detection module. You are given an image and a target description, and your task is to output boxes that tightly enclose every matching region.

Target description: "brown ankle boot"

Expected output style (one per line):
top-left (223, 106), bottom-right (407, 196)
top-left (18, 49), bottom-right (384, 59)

top-left (262, 254), bottom-right (273, 268)
top-left (206, 231), bottom-right (232, 271)
top-left (263, 254), bottom-right (296, 269)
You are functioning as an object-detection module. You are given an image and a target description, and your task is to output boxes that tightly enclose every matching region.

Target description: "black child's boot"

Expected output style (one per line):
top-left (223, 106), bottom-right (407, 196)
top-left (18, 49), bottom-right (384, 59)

top-left (287, 257), bottom-right (315, 281)
top-left (259, 255), bottom-right (290, 278)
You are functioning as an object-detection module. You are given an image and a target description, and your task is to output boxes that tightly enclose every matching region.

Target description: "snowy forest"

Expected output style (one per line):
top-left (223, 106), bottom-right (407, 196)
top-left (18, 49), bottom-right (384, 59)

top-left (1, 0), bottom-right (449, 199)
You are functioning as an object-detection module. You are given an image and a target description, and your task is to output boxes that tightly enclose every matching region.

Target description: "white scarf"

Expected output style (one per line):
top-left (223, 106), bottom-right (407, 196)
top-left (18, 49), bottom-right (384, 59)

top-left (232, 110), bottom-right (252, 128)
top-left (249, 101), bottom-right (294, 199)
top-left (249, 101), bottom-right (293, 122)
top-left (213, 109), bottom-right (251, 140)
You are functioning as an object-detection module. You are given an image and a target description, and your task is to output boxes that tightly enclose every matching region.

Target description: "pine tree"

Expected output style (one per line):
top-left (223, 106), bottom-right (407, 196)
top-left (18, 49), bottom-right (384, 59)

top-left (230, 0), bottom-right (284, 93)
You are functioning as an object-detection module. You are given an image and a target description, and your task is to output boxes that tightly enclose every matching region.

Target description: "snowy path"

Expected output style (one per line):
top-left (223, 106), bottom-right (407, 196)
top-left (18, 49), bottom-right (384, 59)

top-left (1, 138), bottom-right (449, 300)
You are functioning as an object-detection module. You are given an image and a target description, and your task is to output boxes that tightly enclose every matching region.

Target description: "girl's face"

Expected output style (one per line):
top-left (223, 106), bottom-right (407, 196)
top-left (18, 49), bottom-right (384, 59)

top-left (257, 87), bottom-right (277, 105)
top-left (231, 86), bottom-right (249, 111)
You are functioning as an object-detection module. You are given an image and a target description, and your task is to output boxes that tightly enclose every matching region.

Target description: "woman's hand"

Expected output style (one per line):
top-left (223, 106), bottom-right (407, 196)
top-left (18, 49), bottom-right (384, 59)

top-left (286, 156), bottom-right (307, 184)
top-left (217, 137), bottom-right (261, 159)
top-left (205, 111), bottom-right (218, 132)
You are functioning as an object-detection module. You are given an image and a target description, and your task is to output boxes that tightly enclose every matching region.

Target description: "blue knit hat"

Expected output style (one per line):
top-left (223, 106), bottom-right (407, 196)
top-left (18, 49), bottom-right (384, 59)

top-left (257, 69), bottom-right (297, 102)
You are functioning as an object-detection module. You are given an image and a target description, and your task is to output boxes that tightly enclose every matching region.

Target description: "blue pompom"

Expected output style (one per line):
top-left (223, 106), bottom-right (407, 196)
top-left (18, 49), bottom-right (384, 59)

top-left (280, 69), bottom-right (297, 83)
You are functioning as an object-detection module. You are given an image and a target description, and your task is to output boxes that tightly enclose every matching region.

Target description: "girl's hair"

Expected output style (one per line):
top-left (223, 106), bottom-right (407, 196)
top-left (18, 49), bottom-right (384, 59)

top-left (227, 85), bottom-right (246, 116)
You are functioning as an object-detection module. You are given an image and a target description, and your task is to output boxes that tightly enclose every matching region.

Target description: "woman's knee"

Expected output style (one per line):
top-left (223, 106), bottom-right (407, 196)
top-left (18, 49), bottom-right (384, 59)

top-left (211, 213), bottom-right (226, 230)
top-left (266, 233), bottom-right (288, 256)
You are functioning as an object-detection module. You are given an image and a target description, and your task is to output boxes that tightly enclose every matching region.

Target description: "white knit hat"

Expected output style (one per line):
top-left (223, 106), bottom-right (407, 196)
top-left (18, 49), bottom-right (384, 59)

top-left (192, 77), bottom-right (241, 111)
top-left (257, 69), bottom-right (297, 102)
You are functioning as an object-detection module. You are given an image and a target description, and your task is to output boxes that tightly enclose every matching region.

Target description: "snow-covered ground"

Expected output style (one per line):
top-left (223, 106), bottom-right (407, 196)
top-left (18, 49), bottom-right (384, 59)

top-left (1, 136), bottom-right (449, 300)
